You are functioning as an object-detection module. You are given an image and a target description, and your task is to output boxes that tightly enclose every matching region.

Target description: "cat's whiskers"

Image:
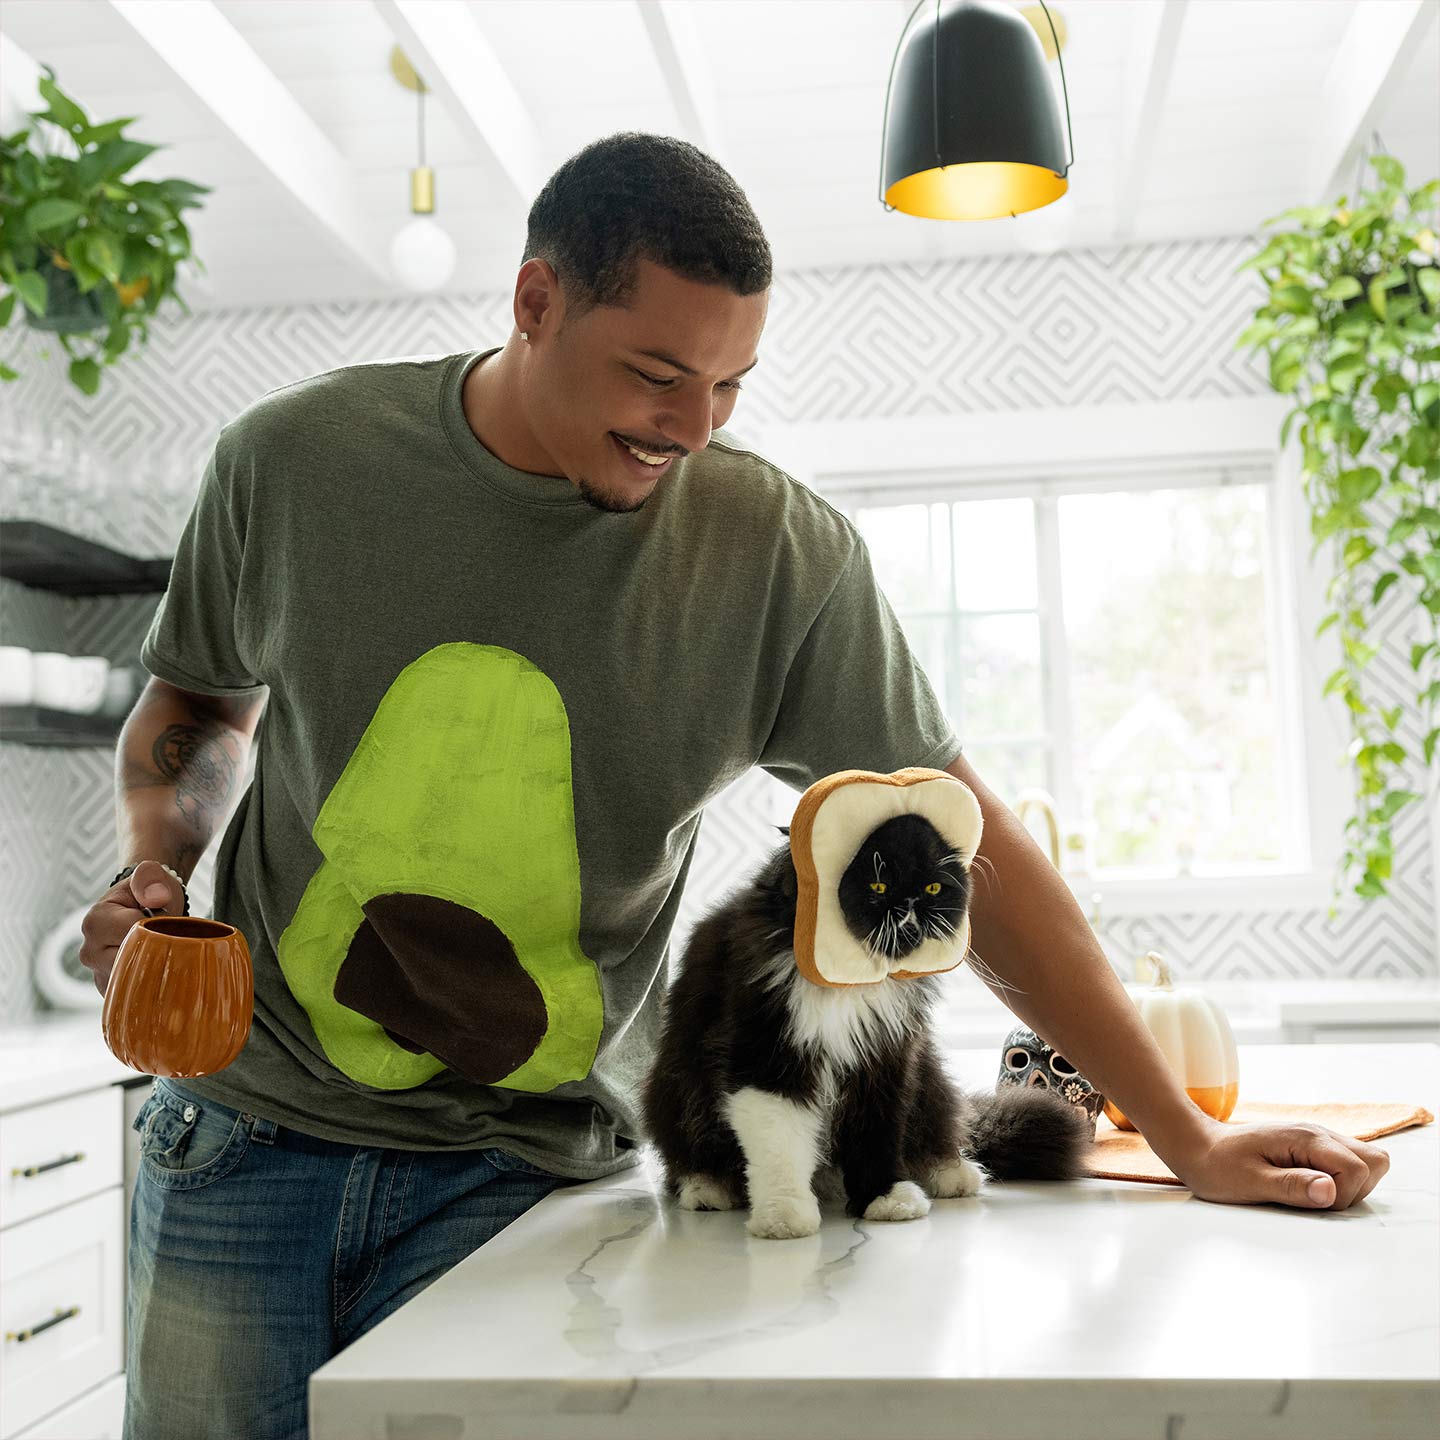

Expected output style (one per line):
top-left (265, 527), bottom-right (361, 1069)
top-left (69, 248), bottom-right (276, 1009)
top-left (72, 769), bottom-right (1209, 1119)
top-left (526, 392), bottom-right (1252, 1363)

top-left (968, 852), bottom-right (999, 897)
top-left (921, 906), bottom-right (1027, 996)
top-left (958, 945), bottom-right (1028, 998)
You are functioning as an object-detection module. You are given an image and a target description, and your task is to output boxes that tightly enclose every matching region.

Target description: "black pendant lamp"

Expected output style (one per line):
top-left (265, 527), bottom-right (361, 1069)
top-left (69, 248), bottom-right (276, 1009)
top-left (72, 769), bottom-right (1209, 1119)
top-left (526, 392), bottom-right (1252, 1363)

top-left (880, 0), bottom-right (1074, 221)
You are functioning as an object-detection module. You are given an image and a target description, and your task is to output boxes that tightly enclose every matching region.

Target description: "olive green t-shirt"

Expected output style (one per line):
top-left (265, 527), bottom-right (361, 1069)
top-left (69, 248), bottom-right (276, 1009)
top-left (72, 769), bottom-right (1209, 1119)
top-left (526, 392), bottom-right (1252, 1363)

top-left (138, 346), bottom-right (962, 1180)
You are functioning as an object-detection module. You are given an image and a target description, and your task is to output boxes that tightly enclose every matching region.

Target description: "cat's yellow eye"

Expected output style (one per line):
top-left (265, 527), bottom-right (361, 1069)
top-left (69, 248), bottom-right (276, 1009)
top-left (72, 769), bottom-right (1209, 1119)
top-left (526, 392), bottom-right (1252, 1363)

top-left (925, 882), bottom-right (942, 896)
top-left (870, 881), bottom-right (887, 894)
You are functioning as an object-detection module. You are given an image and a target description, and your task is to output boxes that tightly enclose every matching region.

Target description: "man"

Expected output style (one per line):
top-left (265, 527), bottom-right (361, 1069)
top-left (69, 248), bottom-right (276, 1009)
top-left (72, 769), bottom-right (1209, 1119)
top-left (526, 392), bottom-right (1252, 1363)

top-left (85, 132), bottom-right (1388, 1440)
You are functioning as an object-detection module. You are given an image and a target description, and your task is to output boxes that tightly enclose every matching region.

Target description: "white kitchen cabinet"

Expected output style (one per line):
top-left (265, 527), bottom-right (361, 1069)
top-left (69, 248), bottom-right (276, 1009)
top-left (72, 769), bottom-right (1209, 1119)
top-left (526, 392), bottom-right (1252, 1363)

top-left (9, 1375), bottom-right (125, 1439)
top-left (0, 1189), bottom-right (123, 1438)
top-left (0, 1087), bottom-right (122, 1231)
top-left (0, 1029), bottom-right (144, 1440)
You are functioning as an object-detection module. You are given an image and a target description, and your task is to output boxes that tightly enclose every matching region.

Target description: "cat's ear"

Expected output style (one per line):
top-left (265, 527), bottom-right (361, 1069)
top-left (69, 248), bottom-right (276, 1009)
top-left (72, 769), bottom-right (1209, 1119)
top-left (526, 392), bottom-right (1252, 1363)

top-left (774, 825), bottom-right (790, 836)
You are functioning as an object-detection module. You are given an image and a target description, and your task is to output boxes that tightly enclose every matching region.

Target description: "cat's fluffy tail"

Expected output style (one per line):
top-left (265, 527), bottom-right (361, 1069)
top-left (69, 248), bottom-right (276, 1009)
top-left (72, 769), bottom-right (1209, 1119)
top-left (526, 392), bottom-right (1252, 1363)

top-left (964, 1086), bottom-right (1093, 1182)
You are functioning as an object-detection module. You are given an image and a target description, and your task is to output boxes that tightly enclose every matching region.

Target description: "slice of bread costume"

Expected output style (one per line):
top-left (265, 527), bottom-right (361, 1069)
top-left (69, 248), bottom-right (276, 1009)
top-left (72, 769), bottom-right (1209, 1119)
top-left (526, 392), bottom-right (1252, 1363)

top-left (790, 767), bottom-right (984, 987)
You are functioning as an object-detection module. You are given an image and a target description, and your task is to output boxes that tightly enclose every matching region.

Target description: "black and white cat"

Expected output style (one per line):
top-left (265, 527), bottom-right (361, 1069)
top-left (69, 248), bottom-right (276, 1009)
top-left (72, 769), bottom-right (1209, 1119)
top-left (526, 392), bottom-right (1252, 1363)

top-left (641, 813), bottom-right (1090, 1239)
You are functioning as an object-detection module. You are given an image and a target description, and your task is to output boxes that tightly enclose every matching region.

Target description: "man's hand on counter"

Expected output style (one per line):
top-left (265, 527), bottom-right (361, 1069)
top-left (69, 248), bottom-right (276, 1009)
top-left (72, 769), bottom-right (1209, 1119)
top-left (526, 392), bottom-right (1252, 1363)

top-left (1168, 1117), bottom-right (1391, 1210)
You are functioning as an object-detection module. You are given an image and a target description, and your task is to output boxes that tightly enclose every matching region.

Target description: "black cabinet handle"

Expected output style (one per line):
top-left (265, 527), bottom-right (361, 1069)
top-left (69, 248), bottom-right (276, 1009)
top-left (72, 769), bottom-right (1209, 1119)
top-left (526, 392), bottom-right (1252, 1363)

top-left (11, 1151), bottom-right (86, 1178)
top-left (6, 1306), bottom-right (81, 1343)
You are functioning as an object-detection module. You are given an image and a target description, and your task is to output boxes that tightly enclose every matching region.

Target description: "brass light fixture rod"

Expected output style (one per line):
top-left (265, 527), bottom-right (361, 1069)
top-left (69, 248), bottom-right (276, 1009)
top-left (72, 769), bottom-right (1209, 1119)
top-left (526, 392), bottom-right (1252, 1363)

top-left (389, 45), bottom-right (433, 215)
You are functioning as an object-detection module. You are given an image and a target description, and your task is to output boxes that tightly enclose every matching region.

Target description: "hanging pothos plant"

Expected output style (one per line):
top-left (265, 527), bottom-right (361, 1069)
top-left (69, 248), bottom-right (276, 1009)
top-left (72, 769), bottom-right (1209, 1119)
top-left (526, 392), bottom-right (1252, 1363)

top-left (0, 64), bottom-right (209, 396)
top-left (1236, 152), bottom-right (1440, 905)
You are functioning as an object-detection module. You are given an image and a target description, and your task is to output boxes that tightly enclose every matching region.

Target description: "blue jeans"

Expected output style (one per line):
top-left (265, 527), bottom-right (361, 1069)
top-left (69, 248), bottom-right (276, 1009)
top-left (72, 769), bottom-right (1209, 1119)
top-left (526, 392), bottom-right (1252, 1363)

top-left (125, 1076), bottom-right (573, 1440)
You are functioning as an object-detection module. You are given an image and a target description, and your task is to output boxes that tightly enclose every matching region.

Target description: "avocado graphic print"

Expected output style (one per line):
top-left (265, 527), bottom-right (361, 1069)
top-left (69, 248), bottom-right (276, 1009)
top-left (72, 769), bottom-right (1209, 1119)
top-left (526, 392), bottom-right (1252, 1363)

top-left (277, 642), bottom-right (603, 1091)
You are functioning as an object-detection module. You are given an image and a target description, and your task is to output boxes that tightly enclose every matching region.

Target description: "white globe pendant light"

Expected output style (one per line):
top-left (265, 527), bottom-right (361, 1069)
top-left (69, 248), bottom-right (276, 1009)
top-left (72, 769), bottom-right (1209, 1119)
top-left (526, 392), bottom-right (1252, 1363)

top-left (391, 214), bottom-right (455, 294)
top-left (389, 47), bottom-right (456, 293)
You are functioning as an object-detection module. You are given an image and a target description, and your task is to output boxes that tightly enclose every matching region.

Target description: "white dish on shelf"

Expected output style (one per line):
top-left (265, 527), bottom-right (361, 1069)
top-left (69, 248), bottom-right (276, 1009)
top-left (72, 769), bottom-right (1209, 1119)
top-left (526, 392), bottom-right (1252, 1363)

top-left (0, 644), bottom-right (34, 704)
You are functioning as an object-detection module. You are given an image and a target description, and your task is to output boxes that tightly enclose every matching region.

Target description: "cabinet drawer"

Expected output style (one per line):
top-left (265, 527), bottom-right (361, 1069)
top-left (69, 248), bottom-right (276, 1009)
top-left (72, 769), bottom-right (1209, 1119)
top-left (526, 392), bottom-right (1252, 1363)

top-left (1, 1088), bottom-right (122, 1231)
top-left (0, 1189), bottom-right (123, 1440)
top-left (11, 1372), bottom-right (125, 1440)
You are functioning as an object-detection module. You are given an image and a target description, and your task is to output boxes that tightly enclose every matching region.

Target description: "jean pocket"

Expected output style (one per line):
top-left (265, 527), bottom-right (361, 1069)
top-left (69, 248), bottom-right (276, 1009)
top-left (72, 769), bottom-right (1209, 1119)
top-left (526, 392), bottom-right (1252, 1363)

top-left (138, 1083), bottom-right (253, 1192)
top-left (485, 1147), bottom-right (550, 1178)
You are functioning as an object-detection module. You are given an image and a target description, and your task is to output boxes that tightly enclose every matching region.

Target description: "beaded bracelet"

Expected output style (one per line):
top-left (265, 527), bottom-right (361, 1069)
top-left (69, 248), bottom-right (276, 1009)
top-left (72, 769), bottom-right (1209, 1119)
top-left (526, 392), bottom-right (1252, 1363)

top-left (109, 862), bottom-right (191, 917)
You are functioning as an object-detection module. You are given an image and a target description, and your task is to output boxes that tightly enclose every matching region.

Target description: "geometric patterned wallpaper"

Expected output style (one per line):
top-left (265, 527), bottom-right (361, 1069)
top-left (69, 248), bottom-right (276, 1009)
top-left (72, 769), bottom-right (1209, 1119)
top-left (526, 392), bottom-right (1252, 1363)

top-left (1, 231), bottom-right (1434, 1025)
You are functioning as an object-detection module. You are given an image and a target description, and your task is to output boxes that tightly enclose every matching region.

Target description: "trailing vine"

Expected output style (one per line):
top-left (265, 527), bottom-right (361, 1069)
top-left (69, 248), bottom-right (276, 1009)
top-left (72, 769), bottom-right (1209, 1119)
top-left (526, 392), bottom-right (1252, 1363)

top-left (1236, 152), bottom-right (1439, 904)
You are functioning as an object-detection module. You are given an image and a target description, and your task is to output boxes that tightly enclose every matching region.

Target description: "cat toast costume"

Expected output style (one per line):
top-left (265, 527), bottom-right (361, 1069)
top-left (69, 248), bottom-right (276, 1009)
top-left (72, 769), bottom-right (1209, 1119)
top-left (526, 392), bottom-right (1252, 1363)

top-left (790, 766), bottom-right (983, 986)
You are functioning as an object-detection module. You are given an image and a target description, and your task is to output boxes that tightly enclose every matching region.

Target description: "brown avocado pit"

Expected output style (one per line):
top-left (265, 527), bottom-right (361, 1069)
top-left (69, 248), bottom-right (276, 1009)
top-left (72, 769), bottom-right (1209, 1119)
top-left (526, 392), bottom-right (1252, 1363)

top-left (333, 891), bottom-right (547, 1084)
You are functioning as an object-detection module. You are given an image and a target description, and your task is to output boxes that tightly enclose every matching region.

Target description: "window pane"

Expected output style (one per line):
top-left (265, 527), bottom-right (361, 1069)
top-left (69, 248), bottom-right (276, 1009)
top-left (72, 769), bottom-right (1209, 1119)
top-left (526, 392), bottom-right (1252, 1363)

top-left (1058, 485), bottom-right (1284, 871)
top-left (853, 502), bottom-right (951, 612)
top-left (960, 742), bottom-right (1049, 812)
top-left (857, 497), bottom-right (1041, 747)
top-left (952, 498), bottom-right (1037, 610)
top-left (960, 614), bottom-right (1043, 738)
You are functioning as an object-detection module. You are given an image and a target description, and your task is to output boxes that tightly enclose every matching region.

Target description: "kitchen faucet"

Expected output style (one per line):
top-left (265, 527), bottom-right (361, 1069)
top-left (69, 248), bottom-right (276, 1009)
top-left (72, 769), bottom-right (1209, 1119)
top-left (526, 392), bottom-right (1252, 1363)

top-left (1013, 787), bottom-right (1061, 867)
top-left (1012, 787), bottom-right (1102, 930)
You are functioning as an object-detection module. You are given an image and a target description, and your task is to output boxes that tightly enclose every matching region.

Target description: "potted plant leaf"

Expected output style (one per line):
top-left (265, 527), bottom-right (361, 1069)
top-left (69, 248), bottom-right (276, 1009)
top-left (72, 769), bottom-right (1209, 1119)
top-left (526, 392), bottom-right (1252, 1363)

top-left (0, 64), bottom-right (210, 396)
top-left (1236, 152), bottom-right (1440, 906)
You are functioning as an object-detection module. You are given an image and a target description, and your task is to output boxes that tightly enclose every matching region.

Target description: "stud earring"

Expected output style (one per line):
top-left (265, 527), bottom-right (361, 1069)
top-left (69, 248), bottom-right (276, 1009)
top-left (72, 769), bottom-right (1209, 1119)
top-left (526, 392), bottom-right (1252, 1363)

top-left (520, 331), bottom-right (529, 342)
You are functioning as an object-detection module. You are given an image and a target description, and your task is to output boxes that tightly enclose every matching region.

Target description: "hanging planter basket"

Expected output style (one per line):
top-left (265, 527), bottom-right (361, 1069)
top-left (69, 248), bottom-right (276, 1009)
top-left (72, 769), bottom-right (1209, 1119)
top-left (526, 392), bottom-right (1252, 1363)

top-left (25, 255), bottom-right (108, 336)
top-left (0, 64), bottom-right (209, 395)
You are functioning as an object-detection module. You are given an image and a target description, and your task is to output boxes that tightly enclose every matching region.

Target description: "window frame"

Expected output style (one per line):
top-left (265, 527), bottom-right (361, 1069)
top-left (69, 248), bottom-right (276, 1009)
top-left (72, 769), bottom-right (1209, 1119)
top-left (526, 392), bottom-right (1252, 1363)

top-left (746, 397), bottom-right (1354, 918)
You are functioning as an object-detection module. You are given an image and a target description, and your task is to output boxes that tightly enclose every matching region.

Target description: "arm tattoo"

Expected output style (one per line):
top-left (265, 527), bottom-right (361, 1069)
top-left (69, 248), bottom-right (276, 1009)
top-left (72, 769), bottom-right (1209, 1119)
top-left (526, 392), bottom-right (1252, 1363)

top-left (151, 722), bottom-right (243, 831)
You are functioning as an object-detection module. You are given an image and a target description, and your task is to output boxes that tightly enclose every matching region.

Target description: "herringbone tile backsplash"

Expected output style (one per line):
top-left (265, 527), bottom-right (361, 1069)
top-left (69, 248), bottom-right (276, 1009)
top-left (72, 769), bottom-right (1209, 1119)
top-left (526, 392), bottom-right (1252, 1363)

top-left (2, 234), bottom-right (1434, 1024)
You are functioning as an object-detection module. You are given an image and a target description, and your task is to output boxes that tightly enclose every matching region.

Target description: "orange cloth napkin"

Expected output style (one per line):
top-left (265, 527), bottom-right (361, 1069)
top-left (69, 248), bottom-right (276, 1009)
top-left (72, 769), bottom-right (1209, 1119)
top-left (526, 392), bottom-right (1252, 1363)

top-left (1087, 1100), bottom-right (1435, 1185)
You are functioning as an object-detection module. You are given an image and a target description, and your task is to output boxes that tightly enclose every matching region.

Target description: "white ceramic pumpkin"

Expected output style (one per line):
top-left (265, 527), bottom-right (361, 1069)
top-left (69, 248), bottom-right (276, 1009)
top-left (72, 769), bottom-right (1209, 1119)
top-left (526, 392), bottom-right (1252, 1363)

top-left (1103, 949), bottom-right (1240, 1130)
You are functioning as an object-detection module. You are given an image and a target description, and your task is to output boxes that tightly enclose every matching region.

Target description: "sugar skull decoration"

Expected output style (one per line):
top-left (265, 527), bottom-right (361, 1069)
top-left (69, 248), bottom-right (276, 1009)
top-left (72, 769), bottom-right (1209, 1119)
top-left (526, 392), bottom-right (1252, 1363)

top-left (997, 1024), bottom-right (1106, 1139)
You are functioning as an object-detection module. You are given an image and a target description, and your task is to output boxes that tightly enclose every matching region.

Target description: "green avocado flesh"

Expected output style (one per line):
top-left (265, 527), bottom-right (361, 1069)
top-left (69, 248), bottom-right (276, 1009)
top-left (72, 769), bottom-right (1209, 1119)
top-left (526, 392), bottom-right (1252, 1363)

top-left (277, 642), bottom-right (602, 1091)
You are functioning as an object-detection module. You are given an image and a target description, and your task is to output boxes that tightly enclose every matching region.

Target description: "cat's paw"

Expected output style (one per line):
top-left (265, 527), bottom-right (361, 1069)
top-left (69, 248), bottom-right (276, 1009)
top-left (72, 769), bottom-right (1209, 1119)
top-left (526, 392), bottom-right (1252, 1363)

top-left (747, 1193), bottom-right (822, 1239)
top-left (926, 1155), bottom-right (986, 1199)
top-left (861, 1179), bottom-right (932, 1222)
top-left (676, 1174), bottom-right (739, 1211)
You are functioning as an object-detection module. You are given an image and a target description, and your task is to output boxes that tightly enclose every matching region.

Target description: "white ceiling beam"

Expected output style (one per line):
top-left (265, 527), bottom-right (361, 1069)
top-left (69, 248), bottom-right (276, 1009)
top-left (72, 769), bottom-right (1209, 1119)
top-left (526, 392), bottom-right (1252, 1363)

top-left (106, 0), bottom-right (393, 284)
top-left (369, 0), bottom-right (546, 211)
top-left (633, 0), bottom-right (727, 160)
top-left (1310, 0), bottom-right (1435, 203)
top-left (1112, 0), bottom-right (1188, 243)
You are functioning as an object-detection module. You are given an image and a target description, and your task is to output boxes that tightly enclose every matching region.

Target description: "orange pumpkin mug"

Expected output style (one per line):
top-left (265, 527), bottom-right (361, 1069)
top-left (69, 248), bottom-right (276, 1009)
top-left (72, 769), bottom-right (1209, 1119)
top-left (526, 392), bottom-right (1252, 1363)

top-left (101, 915), bottom-right (254, 1078)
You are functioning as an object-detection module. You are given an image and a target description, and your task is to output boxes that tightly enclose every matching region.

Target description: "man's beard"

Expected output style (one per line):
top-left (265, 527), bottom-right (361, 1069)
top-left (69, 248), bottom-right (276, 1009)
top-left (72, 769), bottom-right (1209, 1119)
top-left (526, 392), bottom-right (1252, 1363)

top-left (576, 475), bottom-right (648, 514)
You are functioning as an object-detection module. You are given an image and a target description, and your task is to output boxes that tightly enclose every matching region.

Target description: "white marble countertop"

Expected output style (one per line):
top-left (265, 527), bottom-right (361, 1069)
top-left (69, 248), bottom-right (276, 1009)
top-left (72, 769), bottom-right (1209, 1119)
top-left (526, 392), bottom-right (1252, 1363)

top-left (310, 1042), bottom-right (1439, 1440)
top-left (0, 1012), bottom-right (141, 1111)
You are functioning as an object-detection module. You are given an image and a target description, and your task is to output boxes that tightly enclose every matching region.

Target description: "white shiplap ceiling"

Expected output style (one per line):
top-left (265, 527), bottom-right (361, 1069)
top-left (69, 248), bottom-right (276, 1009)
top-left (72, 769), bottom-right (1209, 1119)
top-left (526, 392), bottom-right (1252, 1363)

top-left (1, 0), bottom-right (1436, 313)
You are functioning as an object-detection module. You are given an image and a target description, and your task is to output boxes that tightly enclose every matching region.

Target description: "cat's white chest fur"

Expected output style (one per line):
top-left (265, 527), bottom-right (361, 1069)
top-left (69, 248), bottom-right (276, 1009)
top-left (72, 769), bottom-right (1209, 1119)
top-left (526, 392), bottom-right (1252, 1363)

top-left (705, 948), bottom-right (961, 1239)
top-left (780, 950), bottom-right (919, 1073)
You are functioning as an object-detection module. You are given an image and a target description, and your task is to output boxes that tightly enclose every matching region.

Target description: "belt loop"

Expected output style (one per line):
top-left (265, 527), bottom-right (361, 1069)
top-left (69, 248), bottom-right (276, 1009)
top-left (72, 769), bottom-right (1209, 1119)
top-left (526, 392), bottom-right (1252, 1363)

top-left (246, 1112), bottom-right (278, 1145)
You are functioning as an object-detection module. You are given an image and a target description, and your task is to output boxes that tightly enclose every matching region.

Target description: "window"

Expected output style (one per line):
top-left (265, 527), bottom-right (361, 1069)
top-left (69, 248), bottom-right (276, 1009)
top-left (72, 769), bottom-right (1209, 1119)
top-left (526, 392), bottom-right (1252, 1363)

top-left (835, 467), bottom-right (1299, 882)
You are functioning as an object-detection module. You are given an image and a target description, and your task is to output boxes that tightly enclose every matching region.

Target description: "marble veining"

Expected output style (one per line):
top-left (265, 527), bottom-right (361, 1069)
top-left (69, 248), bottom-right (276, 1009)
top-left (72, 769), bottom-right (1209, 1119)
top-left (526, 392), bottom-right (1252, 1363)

top-left (558, 1188), bottom-right (882, 1380)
